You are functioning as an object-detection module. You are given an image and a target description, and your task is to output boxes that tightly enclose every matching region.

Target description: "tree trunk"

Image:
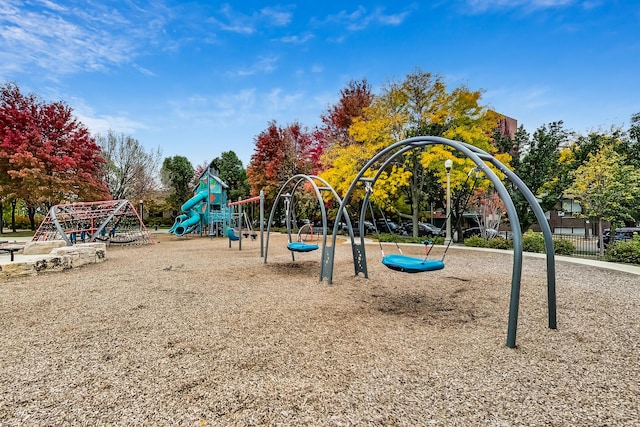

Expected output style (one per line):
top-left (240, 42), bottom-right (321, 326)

top-left (27, 201), bottom-right (37, 230)
top-left (0, 198), bottom-right (3, 234)
top-left (411, 187), bottom-right (420, 239)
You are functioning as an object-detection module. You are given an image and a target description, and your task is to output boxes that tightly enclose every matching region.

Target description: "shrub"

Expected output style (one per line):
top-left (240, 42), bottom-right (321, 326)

top-left (4, 215), bottom-right (34, 230)
top-left (605, 236), bottom-right (640, 265)
top-left (552, 238), bottom-right (575, 256)
top-left (430, 236), bottom-right (445, 246)
top-left (487, 237), bottom-right (513, 250)
top-left (464, 235), bottom-right (488, 248)
top-left (377, 233), bottom-right (404, 243)
top-left (377, 233), bottom-right (444, 246)
top-left (146, 217), bottom-right (174, 227)
top-left (522, 230), bottom-right (545, 253)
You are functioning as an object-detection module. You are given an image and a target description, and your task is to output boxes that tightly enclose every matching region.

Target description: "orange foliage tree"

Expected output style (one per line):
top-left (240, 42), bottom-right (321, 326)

top-left (247, 120), bottom-right (317, 204)
top-left (0, 82), bottom-right (109, 229)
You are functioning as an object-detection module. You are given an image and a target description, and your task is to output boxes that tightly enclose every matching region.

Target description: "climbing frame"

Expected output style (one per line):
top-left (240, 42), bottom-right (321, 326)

top-left (33, 200), bottom-right (154, 246)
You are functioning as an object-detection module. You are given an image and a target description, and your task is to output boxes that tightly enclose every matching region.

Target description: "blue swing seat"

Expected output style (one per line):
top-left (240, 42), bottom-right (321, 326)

top-left (287, 242), bottom-right (319, 252)
top-left (382, 254), bottom-right (445, 273)
top-left (227, 228), bottom-right (240, 241)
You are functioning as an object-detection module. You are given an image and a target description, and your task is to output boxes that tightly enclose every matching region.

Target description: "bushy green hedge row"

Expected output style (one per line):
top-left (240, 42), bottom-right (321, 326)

top-left (605, 235), bottom-right (640, 265)
top-left (145, 217), bottom-right (175, 227)
top-left (377, 233), bottom-right (445, 246)
top-left (1, 215), bottom-right (37, 230)
top-left (463, 230), bottom-right (575, 255)
top-left (463, 235), bottom-right (512, 249)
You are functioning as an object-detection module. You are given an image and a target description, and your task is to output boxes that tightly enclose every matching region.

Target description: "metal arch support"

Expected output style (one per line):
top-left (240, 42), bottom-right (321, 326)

top-left (461, 143), bottom-right (557, 330)
top-left (49, 205), bottom-right (71, 246)
top-left (265, 174), bottom-right (355, 282)
top-left (90, 199), bottom-right (130, 242)
top-left (327, 135), bottom-right (557, 348)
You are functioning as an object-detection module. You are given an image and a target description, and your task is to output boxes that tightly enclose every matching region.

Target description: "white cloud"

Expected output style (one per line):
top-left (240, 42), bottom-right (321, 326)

top-left (132, 64), bottom-right (157, 77)
top-left (485, 85), bottom-right (553, 111)
top-left (0, 0), bottom-right (170, 76)
top-left (323, 6), bottom-right (411, 31)
top-left (464, 0), bottom-right (576, 13)
top-left (260, 7), bottom-right (292, 26)
top-left (76, 111), bottom-right (147, 137)
top-left (230, 55), bottom-right (279, 77)
top-left (266, 88), bottom-right (304, 114)
top-left (278, 33), bottom-right (314, 44)
top-left (165, 86), bottom-right (316, 131)
top-left (65, 94), bottom-right (147, 136)
top-left (209, 4), bottom-right (292, 35)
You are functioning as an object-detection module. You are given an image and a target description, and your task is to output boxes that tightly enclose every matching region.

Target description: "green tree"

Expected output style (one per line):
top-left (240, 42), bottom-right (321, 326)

top-left (566, 144), bottom-right (640, 254)
top-left (213, 151), bottom-right (249, 201)
top-left (161, 156), bottom-right (195, 213)
top-left (510, 122), bottom-right (571, 231)
top-left (622, 112), bottom-right (640, 168)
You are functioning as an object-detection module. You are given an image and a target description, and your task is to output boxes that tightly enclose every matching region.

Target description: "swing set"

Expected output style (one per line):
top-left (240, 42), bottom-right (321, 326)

top-left (320, 136), bottom-right (557, 349)
top-left (264, 174), bottom-right (356, 281)
top-left (365, 166), bottom-right (481, 273)
top-left (227, 191), bottom-right (265, 254)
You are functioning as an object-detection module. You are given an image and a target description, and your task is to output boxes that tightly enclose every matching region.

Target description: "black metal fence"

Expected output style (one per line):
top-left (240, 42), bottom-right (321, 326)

top-left (550, 233), bottom-right (604, 259)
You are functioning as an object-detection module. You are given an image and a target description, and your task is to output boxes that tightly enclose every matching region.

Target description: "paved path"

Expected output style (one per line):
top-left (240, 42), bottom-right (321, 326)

top-left (367, 240), bottom-right (640, 276)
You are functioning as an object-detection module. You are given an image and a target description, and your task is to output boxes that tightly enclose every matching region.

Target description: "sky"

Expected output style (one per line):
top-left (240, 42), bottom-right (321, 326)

top-left (1, 0), bottom-right (639, 168)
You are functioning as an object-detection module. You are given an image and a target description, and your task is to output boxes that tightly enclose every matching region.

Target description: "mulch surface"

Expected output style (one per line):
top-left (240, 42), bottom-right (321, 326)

top-left (1, 232), bottom-right (638, 425)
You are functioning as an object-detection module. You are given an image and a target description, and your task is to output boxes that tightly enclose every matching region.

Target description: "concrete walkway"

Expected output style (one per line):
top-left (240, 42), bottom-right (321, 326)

top-left (363, 239), bottom-right (640, 276)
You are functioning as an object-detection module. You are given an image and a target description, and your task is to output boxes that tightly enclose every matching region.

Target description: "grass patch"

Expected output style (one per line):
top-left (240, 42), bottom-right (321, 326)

top-left (0, 230), bottom-right (34, 238)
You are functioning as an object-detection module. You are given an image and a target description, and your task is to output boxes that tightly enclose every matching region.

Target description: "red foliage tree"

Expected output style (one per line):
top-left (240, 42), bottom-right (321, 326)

top-left (247, 120), bottom-right (315, 201)
top-left (0, 82), bottom-right (109, 228)
top-left (317, 78), bottom-right (374, 150)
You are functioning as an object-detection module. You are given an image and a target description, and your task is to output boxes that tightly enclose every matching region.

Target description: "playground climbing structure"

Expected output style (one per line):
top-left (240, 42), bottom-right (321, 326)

top-left (33, 200), bottom-right (154, 246)
top-left (168, 166), bottom-right (231, 237)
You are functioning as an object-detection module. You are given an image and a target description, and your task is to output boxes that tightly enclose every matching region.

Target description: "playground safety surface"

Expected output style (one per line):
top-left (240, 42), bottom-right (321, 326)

top-left (1, 232), bottom-right (638, 425)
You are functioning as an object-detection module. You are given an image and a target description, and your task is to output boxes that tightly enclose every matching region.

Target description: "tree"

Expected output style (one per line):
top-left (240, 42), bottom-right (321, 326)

top-left (213, 151), bottom-right (249, 201)
top-left (323, 68), bottom-right (507, 237)
top-left (0, 82), bottom-right (109, 229)
top-left (161, 156), bottom-right (194, 213)
top-left (469, 189), bottom-right (506, 237)
top-left (96, 129), bottom-right (162, 201)
top-left (318, 79), bottom-right (374, 149)
top-left (622, 112), bottom-right (640, 168)
top-left (247, 121), bottom-right (315, 203)
top-left (508, 122), bottom-right (571, 231)
top-left (565, 144), bottom-right (640, 254)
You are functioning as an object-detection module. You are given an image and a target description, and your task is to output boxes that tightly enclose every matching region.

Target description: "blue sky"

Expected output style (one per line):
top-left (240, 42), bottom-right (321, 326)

top-left (1, 0), bottom-right (638, 167)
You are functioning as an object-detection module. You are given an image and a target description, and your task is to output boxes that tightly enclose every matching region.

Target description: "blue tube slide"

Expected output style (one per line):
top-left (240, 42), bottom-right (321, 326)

top-left (174, 210), bottom-right (200, 236)
top-left (168, 214), bottom-right (187, 234)
top-left (171, 190), bottom-right (208, 236)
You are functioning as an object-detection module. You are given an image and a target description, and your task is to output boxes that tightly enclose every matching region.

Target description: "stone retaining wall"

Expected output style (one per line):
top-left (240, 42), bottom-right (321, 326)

top-left (0, 242), bottom-right (106, 279)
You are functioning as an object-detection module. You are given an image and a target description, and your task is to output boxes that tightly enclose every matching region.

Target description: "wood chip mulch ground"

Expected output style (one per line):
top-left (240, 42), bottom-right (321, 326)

top-left (1, 232), bottom-right (638, 426)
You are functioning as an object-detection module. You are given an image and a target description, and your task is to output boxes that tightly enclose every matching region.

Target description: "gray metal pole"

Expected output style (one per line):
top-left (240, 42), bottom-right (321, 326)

top-left (260, 190), bottom-right (264, 258)
top-left (238, 199), bottom-right (243, 251)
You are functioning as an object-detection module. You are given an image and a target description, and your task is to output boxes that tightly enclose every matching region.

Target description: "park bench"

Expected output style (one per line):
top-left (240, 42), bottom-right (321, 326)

top-left (0, 244), bottom-right (22, 262)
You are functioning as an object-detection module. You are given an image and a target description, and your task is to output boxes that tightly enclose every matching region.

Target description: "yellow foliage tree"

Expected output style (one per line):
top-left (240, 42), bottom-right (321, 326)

top-left (320, 68), bottom-right (511, 237)
top-left (565, 144), bottom-right (640, 254)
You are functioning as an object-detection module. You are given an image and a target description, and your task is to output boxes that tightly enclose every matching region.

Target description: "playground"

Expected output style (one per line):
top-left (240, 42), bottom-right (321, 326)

top-left (1, 231), bottom-right (638, 425)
